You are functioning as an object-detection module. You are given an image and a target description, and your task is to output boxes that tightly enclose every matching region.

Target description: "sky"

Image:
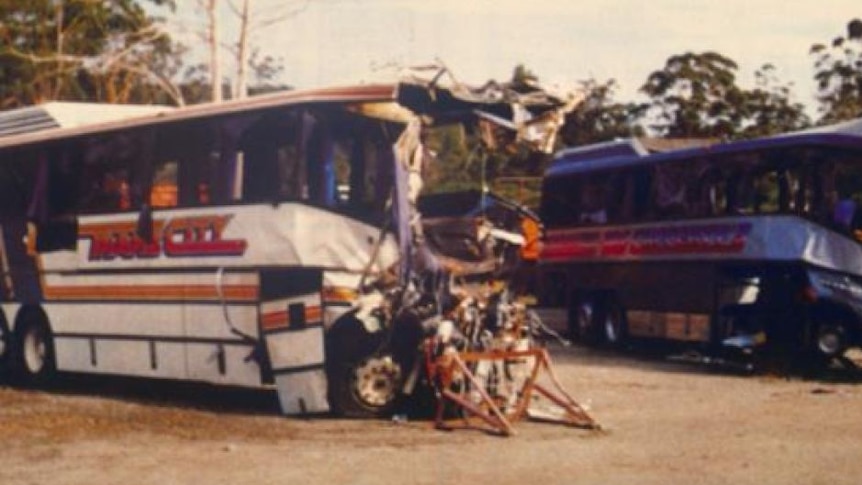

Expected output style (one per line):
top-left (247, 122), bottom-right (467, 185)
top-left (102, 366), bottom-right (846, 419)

top-left (172, 0), bottom-right (861, 114)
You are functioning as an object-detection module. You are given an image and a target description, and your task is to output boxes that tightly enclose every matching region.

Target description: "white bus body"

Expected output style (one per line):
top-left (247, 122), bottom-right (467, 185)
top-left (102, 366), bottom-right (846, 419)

top-left (0, 79), bottom-right (575, 417)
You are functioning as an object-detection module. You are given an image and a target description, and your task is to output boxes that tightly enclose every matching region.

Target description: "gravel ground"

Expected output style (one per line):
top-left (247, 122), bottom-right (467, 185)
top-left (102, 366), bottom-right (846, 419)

top-left (1, 346), bottom-right (860, 485)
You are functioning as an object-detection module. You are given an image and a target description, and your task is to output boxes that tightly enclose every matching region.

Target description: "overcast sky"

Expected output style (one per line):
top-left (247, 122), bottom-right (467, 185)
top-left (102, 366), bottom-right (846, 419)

top-left (174, 0), bottom-right (860, 113)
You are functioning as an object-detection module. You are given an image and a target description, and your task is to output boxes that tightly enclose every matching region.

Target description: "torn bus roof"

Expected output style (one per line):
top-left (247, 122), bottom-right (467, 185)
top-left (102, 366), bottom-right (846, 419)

top-left (0, 78), bottom-right (577, 154)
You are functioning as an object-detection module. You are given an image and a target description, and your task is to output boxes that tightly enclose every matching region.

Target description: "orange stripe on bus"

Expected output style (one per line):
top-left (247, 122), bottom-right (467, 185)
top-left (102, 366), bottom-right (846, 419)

top-left (260, 305), bottom-right (322, 331)
top-left (42, 284), bottom-right (259, 302)
top-left (322, 286), bottom-right (358, 303)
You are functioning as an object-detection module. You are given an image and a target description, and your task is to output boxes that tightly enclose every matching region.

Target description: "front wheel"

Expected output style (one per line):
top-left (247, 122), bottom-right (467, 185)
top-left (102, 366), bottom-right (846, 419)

top-left (325, 317), bottom-right (405, 418)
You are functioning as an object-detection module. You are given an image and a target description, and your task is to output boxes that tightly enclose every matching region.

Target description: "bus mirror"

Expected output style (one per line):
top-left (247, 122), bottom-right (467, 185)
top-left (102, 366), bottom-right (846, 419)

top-left (137, 204), bottom-right (154, 242)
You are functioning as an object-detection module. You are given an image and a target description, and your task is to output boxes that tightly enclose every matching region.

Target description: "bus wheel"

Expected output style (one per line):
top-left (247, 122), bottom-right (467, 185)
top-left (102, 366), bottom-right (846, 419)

top-left (570, 299), bottom-right (600, 345)
top-left (0, 312), bottom-right (10, 373)
top-left (600, 300), bottom-right (627, 348)
top-left (812, 321), bottom-right (848, 361)
top-left (11, 313), bottom-right (56, 385)
top-left (350, 354), bottom-right (402, 411)
top-left (325, 317), bottom-right (403, 418)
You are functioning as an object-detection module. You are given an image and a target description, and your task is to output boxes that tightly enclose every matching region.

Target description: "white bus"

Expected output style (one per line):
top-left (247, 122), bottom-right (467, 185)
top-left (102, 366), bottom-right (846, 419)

top-left (538, 119), bottom-right (862, 365)
top-left (0, 78), bottom-right (574, 417)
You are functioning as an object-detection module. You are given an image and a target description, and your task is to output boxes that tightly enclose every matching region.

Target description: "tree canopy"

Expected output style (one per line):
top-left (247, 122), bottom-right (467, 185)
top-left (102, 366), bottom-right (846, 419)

top-left (0, 0), bottom-right (183, 107)
top-left (811, 18), bottom-right (862, 124)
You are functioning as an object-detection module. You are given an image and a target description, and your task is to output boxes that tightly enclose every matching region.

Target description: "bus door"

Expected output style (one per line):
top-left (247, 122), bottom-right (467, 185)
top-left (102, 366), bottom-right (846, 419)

top-left (258, 269), bottom-right (329, 415)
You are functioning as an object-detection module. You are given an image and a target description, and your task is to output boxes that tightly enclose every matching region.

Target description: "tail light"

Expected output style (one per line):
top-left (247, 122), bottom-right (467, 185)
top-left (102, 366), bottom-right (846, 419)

top-left (798, 285), bottom-right (818, 303)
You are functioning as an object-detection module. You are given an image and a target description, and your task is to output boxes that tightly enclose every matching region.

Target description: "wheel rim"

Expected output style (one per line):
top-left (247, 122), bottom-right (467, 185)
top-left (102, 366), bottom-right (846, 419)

top-left (22, 326), bottom-right (46, 375)
top-left (0, 328), bottom-right (7, 359)
top-left (352, 355), bottom-right (402, 409)
top-left (604, 313), bottom-right (619, 344)
top-left (817, 327), bottom-right (843, 357)
top-left (575, 302), bottom-right (594, 337)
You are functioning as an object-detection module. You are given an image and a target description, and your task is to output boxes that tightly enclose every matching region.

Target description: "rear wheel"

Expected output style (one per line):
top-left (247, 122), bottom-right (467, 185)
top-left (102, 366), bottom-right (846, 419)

top-left (0, 312), bottom-right (10, 373)
top-left (599, 299), bottom-right (627, 348)
top-left (569, 299), bottom-right (600, 345)
top-left (812, 321), bottom-right (849, 361)
top-left (11, 313), bottom-right (56, 385)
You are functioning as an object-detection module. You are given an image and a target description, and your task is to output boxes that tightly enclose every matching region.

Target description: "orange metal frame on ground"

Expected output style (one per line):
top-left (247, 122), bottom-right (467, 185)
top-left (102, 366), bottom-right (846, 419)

top-left (425, 343), bottom-right (599, 436)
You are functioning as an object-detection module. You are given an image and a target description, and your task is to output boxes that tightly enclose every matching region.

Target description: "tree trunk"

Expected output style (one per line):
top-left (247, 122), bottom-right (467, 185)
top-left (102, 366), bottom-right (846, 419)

top-left (234, 0), bottom-right (251, 99)
top-left (207, 0), bottom-right (222, 102)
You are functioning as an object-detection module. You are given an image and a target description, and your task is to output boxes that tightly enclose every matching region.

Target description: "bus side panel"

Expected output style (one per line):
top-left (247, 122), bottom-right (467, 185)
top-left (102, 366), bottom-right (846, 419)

top-left (184, 303), bottom-right (262, 387)
top-left (48, 302), bottom-right (188, 378)
top-left (563, 260), bottom-right (718, 314)
top-left (46, 301), bottom-right (262, 386)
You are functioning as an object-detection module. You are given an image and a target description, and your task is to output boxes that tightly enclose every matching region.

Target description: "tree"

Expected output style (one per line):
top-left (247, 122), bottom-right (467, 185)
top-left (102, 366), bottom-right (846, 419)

top-left (559, 78), bottom-right (645, 146)
top-left (738, 64), bottom-right (810, 139)
top-left (810, 18), bottom-right (862, 124)
top-left (640, 51), bottom-right (747, 138)
top-left (190, 0), bottom-right (306, 102)
top-left (0, 0), bottom-right (185, 108)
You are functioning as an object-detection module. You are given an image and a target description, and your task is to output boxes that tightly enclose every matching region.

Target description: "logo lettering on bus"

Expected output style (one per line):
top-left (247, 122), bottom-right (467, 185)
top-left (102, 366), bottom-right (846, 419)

top-left (79, 215), bottom-right (248, 261)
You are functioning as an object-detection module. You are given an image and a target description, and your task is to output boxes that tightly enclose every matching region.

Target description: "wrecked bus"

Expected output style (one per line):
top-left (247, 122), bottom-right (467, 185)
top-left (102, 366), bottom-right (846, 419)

top-left (0, 74), bottom-right (578, 419)
top-left (538, 120), bottom-right (862, 364)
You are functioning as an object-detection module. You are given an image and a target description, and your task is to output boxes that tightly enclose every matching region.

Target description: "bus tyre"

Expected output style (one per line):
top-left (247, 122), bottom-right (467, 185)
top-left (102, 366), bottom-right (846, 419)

top-left (812, 322), bottom-right (848, 361)
top-left (600, 300), bottom-right (627, 348)
top-left (570, 300), bottom-right (600, 346)
top-left (0, 313), bottom-right (10, 374)
top-left (11, 314), bottom-right (56, 386)
top-left (325, 318), bottom-right (402, 418)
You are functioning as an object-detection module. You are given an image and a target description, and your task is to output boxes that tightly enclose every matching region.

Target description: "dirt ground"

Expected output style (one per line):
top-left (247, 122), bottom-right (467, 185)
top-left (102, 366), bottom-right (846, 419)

top-left (1, 345), bottom-right (861, 485)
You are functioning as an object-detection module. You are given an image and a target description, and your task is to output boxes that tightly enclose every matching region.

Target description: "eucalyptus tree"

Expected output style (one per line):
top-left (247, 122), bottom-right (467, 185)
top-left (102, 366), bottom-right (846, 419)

top-left (0, 0), bottom-right (184, 108)
top-left (640, 51), bottom-right (746, 138)
top-left (560, 78), bottom-right (645, 147)
top-left (810, 18), bottom-right (862, 124)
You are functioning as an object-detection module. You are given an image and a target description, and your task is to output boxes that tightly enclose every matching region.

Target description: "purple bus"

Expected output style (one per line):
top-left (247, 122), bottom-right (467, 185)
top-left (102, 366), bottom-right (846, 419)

top-left (538, 119), bottom-right (862, 364)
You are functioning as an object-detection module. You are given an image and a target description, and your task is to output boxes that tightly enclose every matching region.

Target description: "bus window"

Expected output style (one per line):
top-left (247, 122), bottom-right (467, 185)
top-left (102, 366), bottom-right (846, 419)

top-left (81, 165), bottom-right (132, 212)
top-left (239, 116), bottom-right (283, 203)
top-left (150, 160), bottom-right (178, 208)
top-left (578, 174), bottom-right (609, 224)
top-left (276, 143), bottom-right (307, 200)
top-left (80, 133), bottom-right (148, 213)
top-left (653, 163), bottom-right (685, 218)
top-left (539, 176), bottom-right (579, 228)
top-left (830, 156), bottom-right (862, 233)
top-left (695, 167), bottom-right (727, 216)
top-left (630, 167), bottom-right (652, 220)
top-left (27, 147), bottom-right (80, 252)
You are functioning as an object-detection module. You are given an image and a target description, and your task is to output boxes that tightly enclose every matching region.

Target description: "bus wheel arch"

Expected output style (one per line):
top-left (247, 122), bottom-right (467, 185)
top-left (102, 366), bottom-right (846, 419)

top-left (324, 311), bottom-right (420, 418)
top-left (10, 306), bottom-right (56, 385)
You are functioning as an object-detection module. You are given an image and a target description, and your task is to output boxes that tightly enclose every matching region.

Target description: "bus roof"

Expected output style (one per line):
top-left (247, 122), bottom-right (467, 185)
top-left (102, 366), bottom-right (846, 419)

top-left (0, 84), bottom-right (399, 152)
top-left (546, 117), bottom-right (862, 178)
top-left (0, 102), bottom-right (174, 138)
